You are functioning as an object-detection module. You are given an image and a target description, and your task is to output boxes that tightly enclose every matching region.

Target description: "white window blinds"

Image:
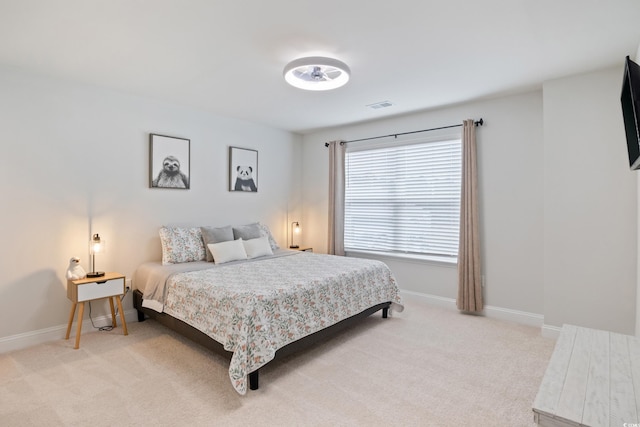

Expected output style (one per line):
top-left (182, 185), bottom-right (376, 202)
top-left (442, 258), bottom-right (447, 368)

top-left (344, 138), bottom-right (462, 258)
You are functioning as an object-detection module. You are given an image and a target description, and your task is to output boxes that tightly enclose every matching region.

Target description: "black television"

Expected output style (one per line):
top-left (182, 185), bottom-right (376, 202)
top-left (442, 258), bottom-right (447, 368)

top-left (621, 55), bottom-right (640, 170)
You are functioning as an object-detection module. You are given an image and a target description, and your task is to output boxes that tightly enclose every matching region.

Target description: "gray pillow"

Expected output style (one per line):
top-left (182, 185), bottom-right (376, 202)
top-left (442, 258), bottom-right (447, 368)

top-left (201, 225), bottom-right (234, 262)
top-left (233, 223), bottom-right (262, 241)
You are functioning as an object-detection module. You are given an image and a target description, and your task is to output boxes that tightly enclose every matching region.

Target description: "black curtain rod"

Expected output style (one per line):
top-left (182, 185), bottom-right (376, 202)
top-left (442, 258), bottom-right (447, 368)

top-left (324, 118), bottom-right (484, 147)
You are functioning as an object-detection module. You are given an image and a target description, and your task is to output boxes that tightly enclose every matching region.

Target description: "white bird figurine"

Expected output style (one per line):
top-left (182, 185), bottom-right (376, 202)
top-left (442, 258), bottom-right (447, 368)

top-left (66, 256), bottom-right (87, 280)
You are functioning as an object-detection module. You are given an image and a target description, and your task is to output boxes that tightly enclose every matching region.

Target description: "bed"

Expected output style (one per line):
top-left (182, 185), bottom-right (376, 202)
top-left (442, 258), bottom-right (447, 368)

top-left (132, 224), bottom-right (404, 395)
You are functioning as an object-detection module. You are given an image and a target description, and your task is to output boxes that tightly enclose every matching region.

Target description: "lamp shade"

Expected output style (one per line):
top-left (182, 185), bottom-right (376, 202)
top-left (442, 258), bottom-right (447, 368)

top-left (89, 234), bottom-right (105, 254)
top-left (283, 57), bottom-right (350, 91)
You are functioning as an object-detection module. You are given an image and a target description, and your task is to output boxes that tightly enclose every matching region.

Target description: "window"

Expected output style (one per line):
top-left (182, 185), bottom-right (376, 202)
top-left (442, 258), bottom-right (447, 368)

top-left (344, 137), bottom-right (462, 260)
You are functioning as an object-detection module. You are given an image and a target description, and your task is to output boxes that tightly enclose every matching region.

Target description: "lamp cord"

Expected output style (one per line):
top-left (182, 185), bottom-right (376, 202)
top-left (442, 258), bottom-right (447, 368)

top-left (88, 288), bottom-right (129, 331)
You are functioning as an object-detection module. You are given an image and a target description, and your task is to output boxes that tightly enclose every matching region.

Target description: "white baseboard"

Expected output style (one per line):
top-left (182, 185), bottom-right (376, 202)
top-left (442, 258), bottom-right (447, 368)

top-left (401, 290), bottom-right (546, 330)
top-left (0, 309), bottom-right (139, 354)
top-left (401, 290), bottom-right (458, 310)
top-left (541, 324), bottom-right (562, 339)
top-left (484, 304), bottom-right (545, 328)
top-left (2, 290), bottom-right (554, 353)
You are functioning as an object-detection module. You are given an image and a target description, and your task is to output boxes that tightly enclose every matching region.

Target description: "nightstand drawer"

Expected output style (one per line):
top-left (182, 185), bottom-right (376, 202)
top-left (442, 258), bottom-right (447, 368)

top-left (76, 277), bottom-right (124, 301)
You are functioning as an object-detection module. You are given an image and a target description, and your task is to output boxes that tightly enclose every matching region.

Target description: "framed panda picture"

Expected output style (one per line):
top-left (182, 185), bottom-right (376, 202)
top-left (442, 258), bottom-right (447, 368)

top-left (229, 146), bottom-right (258, 192)
top-left (149, 134), bottom-right (190, 189)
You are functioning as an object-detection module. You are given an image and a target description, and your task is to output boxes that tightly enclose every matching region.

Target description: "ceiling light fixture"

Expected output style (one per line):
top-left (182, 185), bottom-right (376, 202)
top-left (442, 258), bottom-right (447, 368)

top-left (283, 56), bottom-right (350, 91)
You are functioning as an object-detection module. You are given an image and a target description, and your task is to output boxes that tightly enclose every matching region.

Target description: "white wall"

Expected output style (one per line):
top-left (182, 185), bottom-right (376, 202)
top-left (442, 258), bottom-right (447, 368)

top-left (303, 68), bottom-right (638, 336)
top-left (0, 66), bottom-right (301, 346)
top-left (301, 91), bottom-right (545, 316)
top-left (542, 65), bottom-right (637, 335)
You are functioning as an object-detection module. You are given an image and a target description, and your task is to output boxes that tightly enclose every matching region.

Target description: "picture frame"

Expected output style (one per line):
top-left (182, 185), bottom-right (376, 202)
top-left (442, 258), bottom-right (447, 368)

top-left (149, 134), bottom-right (190, 189)
top-left (229, 146), bottom-right (258, 192)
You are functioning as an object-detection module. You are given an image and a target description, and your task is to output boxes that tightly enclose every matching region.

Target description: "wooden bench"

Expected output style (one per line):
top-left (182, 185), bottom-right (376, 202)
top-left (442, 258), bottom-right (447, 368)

top-left (533, 324), bottom-right (640, 427)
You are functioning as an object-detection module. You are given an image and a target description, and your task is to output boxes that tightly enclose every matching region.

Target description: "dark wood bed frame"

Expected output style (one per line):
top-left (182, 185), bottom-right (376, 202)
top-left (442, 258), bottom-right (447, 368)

top-left (133, 289), bottom-right (390, 391)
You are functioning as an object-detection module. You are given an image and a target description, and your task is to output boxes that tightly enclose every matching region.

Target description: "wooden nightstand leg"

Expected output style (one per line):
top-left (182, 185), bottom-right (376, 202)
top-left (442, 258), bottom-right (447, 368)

top-left (65, 302), bottom-right (77, 340)
top-left (109, 297), bottom-right (117, 327)
top-left (115, 296), bottom-right (128, 336)
top-left (74, 302), bottom-right (85, 349)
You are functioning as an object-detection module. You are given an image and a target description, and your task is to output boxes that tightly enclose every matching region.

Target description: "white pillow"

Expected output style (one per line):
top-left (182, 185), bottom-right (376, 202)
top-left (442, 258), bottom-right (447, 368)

top-left (207, 239), bottom-right (248, 264)
top-left (243, 236), bottom-right (273, 259)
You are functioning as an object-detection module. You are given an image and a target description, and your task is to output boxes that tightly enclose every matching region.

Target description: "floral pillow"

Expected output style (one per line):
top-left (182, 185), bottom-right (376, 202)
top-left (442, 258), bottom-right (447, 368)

top-left (257, 222), bottom-right (279, 250)
top-left (159, 226), bottom-right (206, 265)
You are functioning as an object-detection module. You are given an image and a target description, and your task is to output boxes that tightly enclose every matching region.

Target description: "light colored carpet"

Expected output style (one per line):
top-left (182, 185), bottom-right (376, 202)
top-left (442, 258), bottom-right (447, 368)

top-left (0, 295), bottom-right (555, 426)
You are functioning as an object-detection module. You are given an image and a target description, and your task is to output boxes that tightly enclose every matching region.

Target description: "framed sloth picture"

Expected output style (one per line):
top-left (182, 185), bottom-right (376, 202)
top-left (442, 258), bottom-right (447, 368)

top-left (229, 146), bottom-right (258, 192)
top-left (149, 134), bottom-right (190, 189)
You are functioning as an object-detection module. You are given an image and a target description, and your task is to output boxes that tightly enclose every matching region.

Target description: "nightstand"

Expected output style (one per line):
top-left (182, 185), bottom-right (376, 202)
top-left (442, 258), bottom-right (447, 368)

top-left (65, 272), bottom-right (128, 349)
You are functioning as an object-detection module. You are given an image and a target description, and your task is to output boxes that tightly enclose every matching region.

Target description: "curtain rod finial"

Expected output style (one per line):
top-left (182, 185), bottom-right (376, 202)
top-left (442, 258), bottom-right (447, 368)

top-left (475, 118), bottom-right (484, 127)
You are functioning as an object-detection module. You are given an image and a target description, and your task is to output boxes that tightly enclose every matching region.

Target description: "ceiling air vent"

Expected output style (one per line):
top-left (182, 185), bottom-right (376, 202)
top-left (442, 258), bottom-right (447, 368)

top-left (367, 101), bottom-right (394, 110)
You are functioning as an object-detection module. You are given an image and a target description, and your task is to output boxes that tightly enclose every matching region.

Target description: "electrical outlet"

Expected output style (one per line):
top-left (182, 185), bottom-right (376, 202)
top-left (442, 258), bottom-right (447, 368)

top-left (125, 279), bottom-right (132, 293)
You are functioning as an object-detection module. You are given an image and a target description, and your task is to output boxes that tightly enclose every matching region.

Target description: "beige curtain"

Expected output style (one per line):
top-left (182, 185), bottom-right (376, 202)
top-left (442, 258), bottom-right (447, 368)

top-left (328, 140), bottom-right (346, 256)
top-left (457, 120), bottom-right (483, 312)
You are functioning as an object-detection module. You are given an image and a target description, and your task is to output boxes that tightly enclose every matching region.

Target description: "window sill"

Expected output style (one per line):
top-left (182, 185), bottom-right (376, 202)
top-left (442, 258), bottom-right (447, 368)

top-left (344, 249), bottom-right (457, 267)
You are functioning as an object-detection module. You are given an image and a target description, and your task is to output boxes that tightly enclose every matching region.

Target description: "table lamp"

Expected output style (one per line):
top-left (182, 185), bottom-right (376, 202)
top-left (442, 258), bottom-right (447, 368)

top-left (290, 222), bottom-right (300, 249)
top-left (86, 233), bottom-right (105, 278)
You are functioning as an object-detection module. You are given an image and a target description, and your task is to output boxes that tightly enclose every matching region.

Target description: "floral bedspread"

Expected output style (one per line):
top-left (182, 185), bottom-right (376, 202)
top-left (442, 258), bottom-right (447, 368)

top-left (162, 252), bottom-right (403, 395)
